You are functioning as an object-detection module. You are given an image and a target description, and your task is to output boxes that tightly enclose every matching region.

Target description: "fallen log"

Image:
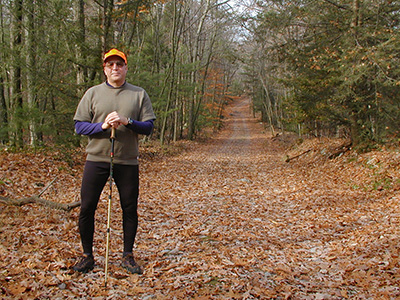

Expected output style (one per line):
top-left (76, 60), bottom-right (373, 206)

top-left (0, 196), bottom-right (80, 211)
top-left (0, 176), bottom-right (80, 211)
top-left (285, 149), bottom-right (311, 162)
top-left (328, 141), bottom-right (352, 159)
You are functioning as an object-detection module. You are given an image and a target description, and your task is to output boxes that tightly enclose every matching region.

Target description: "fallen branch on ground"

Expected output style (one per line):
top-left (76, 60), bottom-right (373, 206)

top-left (328, 141), bottom-right (352, 159)
top-left (0, 196), bottom-right (80, 211)
top-left (0, 177), bottom-right (80, 211)
top-left (285, 149), bottom-right (312, 162)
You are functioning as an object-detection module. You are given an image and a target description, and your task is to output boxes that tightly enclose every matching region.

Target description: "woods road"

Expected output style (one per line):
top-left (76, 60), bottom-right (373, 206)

top-left (133, 96), bottom-right (399, 298)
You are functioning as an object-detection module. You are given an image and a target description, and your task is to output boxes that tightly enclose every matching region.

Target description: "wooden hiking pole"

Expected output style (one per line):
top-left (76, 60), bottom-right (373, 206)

top-left (105, 127), bottom-right (116, 288)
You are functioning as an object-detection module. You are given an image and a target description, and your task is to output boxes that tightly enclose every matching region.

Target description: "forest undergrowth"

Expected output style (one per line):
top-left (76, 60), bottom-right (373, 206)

top-left (1, 97), bottom-right (400, 299)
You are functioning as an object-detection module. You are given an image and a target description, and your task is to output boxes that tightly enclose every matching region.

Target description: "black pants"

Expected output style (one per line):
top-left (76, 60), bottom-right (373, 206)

top-left (78, 161), bottom-right (139, 255)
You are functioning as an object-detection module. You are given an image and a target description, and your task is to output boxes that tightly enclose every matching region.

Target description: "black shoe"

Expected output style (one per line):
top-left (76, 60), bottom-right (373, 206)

top-left (72, 254), bottom-right (94, 273)
top-left (121, 253), bottom-right (142, 274)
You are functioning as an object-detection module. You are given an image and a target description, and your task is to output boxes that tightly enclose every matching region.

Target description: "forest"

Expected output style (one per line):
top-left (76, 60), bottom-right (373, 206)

top-left (2, 1), bottom-right (400, 299)
top-left (0, 0), bottom-right (399, 150)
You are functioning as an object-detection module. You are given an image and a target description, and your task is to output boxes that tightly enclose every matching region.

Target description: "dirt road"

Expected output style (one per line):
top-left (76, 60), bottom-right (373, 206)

top-left (136, 97), bottom-right (400, 299)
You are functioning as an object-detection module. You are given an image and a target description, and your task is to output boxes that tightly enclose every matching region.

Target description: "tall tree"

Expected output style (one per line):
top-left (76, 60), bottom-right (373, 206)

top-left (102, 0), bottom-right (114, 52)
top-left (75, 0), bottom-right (87, 92)
top-left (25, 0), bottom-right (39, 146)
top-left (10, 0), bottom-right (23, 148)
top-left (0, 0), bottom-right (8, 143)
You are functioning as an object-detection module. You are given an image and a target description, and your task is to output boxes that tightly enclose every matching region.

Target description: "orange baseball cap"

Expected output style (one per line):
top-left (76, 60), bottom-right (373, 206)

top-left (103, 48), bottom-right (127, 64)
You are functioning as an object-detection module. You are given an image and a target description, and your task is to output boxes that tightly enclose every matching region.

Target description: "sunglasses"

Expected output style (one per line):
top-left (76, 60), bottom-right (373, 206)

top-left (104, 61), bottom-right (126, 68)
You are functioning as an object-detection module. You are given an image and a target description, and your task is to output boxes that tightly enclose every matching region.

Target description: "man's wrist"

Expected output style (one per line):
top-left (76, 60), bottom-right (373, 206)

top-left (126, 117), bottom-right (134, 126)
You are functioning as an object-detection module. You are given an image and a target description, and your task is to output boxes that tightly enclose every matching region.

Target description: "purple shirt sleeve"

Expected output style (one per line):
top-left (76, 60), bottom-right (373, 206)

top-left (75, 121), bottom-right (104, 135)
top-left (127, 119), bottom-right (154, 136)
top-left (75, 119), bottom-right (154, 136)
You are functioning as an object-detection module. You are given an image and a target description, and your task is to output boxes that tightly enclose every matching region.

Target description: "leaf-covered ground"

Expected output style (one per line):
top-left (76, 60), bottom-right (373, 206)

top-left (1, 97), bottom-right (400, 299)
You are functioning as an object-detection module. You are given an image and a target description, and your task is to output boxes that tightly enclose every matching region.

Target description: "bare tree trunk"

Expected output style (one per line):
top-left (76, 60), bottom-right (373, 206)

top-left (10, 0), bottom-right (23, 148)
top-left (0, 76), bottom-right (6, 144)
top-left (102, 0), bottom-right (114, 53)
top-left (125, 2), bottom-right (140, 49)
top-left (351, 0), bottom-right (361, 28)
top-left (26, 0), bottom-right (39, 146)
top-left (188, 0), bottom-right (213, 140)
top-left (75, 0), bottom-right (86, 93)
top-left (258, 72), bottom-right (276, 136)
top-left (193, 25), bottom-right (217, 126)
top-left (349, 0), bottom-right (362, 146)
top-left (0, 0), bottom-right (8, 143)
top-left (160, 0), bottom-right (183, 144)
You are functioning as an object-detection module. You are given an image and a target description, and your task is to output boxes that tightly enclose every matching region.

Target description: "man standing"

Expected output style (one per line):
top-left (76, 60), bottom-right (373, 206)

top-left (72, 48), bottom-right (156, 274)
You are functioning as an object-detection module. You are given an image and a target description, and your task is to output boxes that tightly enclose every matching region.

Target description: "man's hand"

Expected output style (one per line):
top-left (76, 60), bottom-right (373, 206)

top-left (103, 111), bottom-right (129, 129)
top-left (101, 122), bottom-right (111, 130)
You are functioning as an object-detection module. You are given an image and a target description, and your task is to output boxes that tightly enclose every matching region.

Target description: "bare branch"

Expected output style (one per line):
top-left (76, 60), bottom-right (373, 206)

top-left (322, 0), bottom-right (350, 10)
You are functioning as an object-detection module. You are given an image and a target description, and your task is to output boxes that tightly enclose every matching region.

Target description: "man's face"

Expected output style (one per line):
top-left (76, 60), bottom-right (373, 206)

top-left (103, 56), bottom-right (128, 87)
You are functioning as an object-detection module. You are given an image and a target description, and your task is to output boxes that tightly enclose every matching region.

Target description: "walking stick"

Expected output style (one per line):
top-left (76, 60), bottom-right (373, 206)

top-left (105, 127), bottom-right (115, 288)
